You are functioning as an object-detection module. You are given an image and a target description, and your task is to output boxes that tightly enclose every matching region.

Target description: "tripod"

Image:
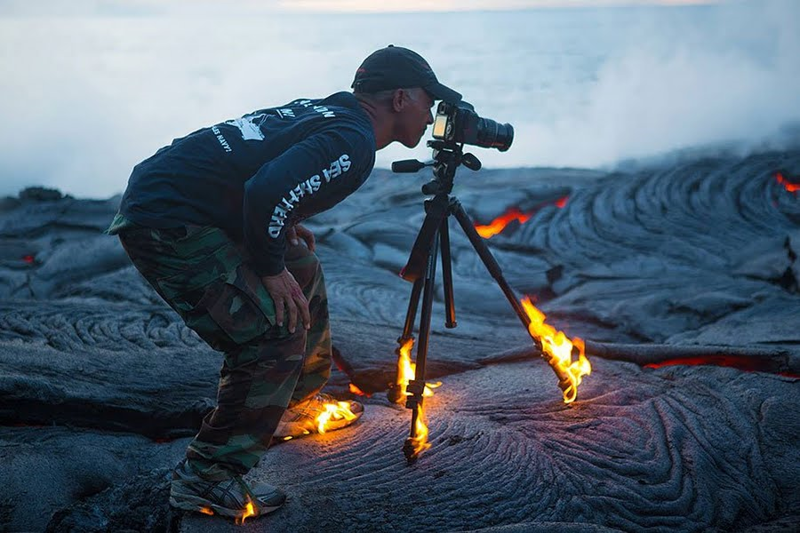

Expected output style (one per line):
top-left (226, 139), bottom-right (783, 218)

top-left (391, 140), bottom-right (574, 463)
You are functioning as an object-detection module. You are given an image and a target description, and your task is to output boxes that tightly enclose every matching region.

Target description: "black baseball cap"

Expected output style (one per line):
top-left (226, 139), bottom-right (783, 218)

top-left (352, 45), bottom-right (462, 104)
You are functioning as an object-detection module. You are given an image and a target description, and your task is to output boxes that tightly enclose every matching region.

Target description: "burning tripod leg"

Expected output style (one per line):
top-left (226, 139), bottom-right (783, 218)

top-left (403, 380), bottom-right (432, 463)
top-left (399, 225), bottom-right (444, 463)
top-left (392, 141), bottom-right (592, 462)
top-left (388, 278), bottom-right (422, 405)
top-left (452, 202), bottom-right (589, 401)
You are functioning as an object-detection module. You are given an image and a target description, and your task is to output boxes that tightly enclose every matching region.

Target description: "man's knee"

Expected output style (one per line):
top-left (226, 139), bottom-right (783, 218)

top-left (284, 245), bottom-right (322, 289)
top-left (225, 328), bottom-right (307, 373)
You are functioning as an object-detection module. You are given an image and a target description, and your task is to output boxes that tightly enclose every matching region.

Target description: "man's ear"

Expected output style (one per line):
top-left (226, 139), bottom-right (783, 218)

top-left (391, 89), bottom-right (407, 112)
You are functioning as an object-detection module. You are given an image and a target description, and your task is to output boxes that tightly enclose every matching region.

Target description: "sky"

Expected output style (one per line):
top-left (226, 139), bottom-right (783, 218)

top-left (0, 0), bottom-right (726, 16)
top-left (0, 0), bottom-right (796, 199)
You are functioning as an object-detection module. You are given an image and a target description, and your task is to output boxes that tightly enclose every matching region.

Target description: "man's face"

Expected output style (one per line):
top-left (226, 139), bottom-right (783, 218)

top-left (395, 88), bottom-right (435, 148)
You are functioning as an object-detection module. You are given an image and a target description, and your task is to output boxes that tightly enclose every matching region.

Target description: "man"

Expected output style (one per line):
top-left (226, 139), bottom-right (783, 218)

top-left (107, 45), bottom-right (461, 520)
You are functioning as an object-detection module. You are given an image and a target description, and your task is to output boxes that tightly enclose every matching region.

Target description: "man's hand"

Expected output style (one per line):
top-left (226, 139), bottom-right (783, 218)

top-left (286, 224), bottom-right (315, 252)
top-left (261, 268), bottom-right (310, 333)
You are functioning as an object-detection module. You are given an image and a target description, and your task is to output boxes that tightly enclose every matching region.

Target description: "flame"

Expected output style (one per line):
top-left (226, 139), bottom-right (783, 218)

top-left (349, 383), bottom-right (368, 396)
top-left (198, 507), bottom-right (214, 516)
top-left (396, 339), bottom-right (441, 397)
top-left (396, 338), bottom-right (442, 458)
top-left (776, 172), bottom-right (800, 193)
top-left (408, 403), bottom-right (432, 458)
top-left (315, 401), bottom-right (358, 434)
top-left (520, 297), bottom-right (591, 403)
top-left (554, 196), bottom-right (569, 208)
top-left (235, 500), bottom-right (256, 525)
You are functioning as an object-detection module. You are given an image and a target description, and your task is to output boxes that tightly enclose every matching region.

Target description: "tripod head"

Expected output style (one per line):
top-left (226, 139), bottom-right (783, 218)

top-left (392, 140), bottom-right (482, 196)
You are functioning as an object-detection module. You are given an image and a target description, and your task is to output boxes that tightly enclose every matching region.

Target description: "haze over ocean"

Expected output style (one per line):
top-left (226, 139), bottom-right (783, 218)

top-left (0, 0), bottom-right (798, 199)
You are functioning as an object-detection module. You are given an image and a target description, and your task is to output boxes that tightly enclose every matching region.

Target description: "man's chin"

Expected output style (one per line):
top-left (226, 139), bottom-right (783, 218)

top-left (403, 136), bottom-right (424, 149)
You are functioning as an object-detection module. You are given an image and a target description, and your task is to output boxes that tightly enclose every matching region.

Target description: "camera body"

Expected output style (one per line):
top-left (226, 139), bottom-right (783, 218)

top-left (431, 101), bottom-right (514, 152)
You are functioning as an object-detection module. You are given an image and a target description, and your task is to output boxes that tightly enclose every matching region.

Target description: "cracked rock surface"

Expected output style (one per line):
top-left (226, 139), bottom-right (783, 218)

top-left (1, 149), bottom-right (799, 531)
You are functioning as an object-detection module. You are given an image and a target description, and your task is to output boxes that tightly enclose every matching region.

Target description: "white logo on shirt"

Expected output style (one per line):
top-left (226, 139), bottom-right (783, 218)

top-left (226, 114), bottom-right (266, 141)
top-left (268, 154), bottom-right (352, 238)
top-left (211, 126), bottom-right (232, 152)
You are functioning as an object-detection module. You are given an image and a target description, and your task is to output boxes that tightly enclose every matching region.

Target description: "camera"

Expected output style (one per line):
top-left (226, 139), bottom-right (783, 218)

top-left (431, 101), bottom-right (514, 152)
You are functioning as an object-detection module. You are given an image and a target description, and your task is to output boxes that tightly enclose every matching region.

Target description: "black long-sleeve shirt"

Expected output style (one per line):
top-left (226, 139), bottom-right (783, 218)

top-left (119, 91), bottom-right (376, 276)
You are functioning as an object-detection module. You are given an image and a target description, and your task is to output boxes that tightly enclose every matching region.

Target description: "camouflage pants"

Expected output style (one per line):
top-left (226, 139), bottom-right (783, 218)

top-left (118, 225), bottom-right (331, 480)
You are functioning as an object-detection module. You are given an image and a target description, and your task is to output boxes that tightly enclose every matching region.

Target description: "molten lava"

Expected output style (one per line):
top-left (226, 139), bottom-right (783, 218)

top-left (475, 197), bottom-right (570, 238)
top-left (520, 297), bottom-right (591, 403)
top-left (315, 401), bottom-right (358, 434)
top-left (776, 172), bottom-right (800, 193)
top-left (475, 207), bottom-right (532, 238)
top-left (644, 354), bottom-right (799, 377)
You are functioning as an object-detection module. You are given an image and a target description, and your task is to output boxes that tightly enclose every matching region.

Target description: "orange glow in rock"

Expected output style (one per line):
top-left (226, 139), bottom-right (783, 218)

top-left (475, 207), bottom-right (532, 238)
top-left (644, 355), bottom-right (799, 378)
top-left (475, 198), bottom-right (570, 238)
top-left (776, 172), bottom-right (800, 193)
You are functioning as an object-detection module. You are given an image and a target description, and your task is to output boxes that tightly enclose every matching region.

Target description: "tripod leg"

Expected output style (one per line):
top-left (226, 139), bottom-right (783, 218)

top-left (399, 279), bottom-right (424, 342)
top-left (451, 200), bottom-right (532, 332)
top-left (452, 200), bottom-right (578, 395)
top-left (404, 229), bottom-right (440, 463)
top-left (440, 216), bottom-right (456, 328)
top-left (400, 194), bottom-right (449, 282)
top-left (389, 278), bottom-right (424, 404)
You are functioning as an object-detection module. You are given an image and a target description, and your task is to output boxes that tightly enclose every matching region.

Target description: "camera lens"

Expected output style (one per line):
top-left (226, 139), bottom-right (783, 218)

top-left (476, 118), bottom-right (514, 152)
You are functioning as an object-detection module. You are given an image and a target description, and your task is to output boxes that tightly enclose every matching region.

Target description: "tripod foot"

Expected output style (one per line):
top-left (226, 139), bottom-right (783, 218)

top-left (387, 384), bottom-right (405, 405)
top-left (403, 438), bottom-right (419, 464)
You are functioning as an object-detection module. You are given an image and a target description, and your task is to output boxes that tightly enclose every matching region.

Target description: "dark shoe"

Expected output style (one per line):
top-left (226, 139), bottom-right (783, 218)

top-left (274, 393), bottom-right (364, 440)
top-left (169, 461), bottom-right (285, 520)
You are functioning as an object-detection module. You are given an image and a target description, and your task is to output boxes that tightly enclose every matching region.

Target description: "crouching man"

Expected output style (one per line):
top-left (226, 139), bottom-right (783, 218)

top-left (107, 45), bottom-right (461, 519)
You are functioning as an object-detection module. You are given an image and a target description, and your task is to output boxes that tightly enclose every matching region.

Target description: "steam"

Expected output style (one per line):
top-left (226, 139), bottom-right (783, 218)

top-left (509, 0), bottom-right (800, 169)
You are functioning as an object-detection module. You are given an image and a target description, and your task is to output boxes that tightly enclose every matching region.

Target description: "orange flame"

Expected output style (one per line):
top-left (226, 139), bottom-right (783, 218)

top-left (396, 339), bottom-right (441, 397)
top-left (198, 507), bottom-right (214, 516)
top-left (520, 297), bottom-right (591, 403)
top-left (408, 403), bottom-right (432, 457)
top-left (349, 383), bottom-right (368, 396)
top-left (236, 500), bottom-right (256, 525)
top-left (396, 338), bottom-right (442, 457)
top-left (315, 401), bottom-right (358, 434)
top-left (776, 172), bottom-right (800, 193)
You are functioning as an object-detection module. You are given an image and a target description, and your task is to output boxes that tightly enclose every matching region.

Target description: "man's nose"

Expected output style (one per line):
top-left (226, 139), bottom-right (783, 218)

top-left (426, 110), bottom-right (434, 125)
